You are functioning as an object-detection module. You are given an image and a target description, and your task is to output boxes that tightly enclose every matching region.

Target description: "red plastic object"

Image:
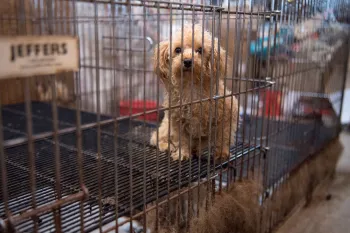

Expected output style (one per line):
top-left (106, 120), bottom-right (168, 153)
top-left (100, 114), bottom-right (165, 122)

top-left (262, 90), bottom-right (282, 117)
top-left (119, 100), bottom-right (158, 121)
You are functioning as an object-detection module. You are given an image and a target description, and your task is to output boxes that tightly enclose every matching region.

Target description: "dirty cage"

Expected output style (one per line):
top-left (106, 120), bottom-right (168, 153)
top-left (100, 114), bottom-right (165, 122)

top-left (0, 0), bottom-right (349, 233)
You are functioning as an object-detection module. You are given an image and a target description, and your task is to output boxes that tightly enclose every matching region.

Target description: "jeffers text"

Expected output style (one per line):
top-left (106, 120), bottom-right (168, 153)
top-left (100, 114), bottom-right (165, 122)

top-left (11, 43), bottom-right (68, 62)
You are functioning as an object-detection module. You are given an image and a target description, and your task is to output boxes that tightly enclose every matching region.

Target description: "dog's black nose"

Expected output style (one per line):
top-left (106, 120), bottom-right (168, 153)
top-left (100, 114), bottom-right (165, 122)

top-left (183, 59), bottom-right (192, 68)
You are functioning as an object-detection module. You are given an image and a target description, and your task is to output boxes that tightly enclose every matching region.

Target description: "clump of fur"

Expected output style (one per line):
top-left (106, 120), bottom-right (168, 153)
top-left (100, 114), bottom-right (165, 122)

top-left (190, 178), bottom-right (261, 233)
top-left (145, 176), bottom-right (262, 233)
top-left (145, 181), bottom-right (209, 233)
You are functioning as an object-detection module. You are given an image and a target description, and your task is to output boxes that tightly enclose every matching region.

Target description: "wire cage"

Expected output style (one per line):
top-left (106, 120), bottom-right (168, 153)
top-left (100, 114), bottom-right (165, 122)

top-left (0, 0), bottom-right (349, 233)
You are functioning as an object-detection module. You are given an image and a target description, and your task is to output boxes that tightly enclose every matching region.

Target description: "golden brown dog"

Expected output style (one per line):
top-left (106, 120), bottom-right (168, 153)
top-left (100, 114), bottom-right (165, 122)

top-left (150, 24), bottom-right (238, 161)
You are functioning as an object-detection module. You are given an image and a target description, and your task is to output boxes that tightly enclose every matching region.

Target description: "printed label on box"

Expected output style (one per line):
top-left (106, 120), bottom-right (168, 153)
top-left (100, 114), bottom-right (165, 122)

top-left (0, 36), bottom-right (79, 79)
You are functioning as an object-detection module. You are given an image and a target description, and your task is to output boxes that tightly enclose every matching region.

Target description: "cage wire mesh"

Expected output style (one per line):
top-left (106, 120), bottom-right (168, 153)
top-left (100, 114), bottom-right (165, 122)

top-left (0, 0), bottom-right (349, 232)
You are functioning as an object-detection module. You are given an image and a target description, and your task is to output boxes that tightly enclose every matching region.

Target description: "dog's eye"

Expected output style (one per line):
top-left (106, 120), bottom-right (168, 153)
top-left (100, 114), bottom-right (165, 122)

top-left (175, 47), bottom-right (182, 54)
top-left (196, 47), bottom-right (202, 54)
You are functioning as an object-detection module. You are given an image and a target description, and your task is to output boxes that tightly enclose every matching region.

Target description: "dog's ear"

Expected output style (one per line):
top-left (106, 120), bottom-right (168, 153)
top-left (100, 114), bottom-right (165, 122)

top-left (153, 41), bottom-right (170, 82)
top-left (210, 38), bottom-right (227, 80)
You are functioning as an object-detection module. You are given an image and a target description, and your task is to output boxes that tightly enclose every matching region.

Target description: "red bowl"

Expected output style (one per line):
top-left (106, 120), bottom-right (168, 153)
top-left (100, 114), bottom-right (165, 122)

top-left (119, 100), bottom-right (158, 121)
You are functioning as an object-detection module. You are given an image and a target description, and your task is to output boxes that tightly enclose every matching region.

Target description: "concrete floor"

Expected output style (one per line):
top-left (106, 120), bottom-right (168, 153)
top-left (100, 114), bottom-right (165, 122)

top-left (277, 132), bottom-right (350, 233)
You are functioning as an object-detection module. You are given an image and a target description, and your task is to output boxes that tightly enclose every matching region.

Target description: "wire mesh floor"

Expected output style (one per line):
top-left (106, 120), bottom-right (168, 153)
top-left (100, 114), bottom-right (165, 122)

top-left (0, 102), bottom-right (260, 232)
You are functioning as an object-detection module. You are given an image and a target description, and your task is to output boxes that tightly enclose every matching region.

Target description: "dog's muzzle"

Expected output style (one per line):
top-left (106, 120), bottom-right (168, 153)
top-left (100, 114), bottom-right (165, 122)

top-left (183, 59), bottom-right (192, 68)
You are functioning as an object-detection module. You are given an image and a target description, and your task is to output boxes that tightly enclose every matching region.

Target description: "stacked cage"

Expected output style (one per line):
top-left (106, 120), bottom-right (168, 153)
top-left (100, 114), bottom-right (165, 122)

top-left (0, 0), bottom-right (349, 233)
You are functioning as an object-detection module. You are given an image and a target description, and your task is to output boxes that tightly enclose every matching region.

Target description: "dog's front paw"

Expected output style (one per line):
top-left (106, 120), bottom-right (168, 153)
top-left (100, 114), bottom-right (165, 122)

top-left (150, 131), bottom-right (157, 146)
top-left (171, 149), bottom-right (190, 161)
top-left (214, 147), bottom-right (230, 161)
top-left (158, 142), bottom-right (176, 152)
top-left (150, 131), bottom-right (176, 152)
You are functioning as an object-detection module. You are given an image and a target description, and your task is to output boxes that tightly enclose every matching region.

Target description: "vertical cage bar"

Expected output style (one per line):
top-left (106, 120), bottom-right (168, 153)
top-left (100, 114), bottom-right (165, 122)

top-left (127, 0), bottom-right (134, 231)
top-left (155, 2), bottom-right (161, 231)
top-left (232, 0), bottom-right (242, 182)
top-left (196, 5), bottom-right (206, 217)
top-left (92, 0), bottom-right (103, 231)
top-left (223, 0), bottom-right (232, 191)
top-left (244, 0), bottom-right (253, 180)
top-left (18, 0), bottom-right (39, 231)
top-left (110, 1), bottom-right (120, 232)
top-left (72, 0), bottom-right (86, 231)
top-left (177, 4), bottom-right (185, 230)
top-left (238, 0), bottom-right (248, 180)
top-left (47, 0), bottom-right (63, 231)
top-left (141, 2), bottom-right (147, 232)
top-left (186, 5), bottom-right (196, 229)
top-left (166, 2), bottom-right (174, 231)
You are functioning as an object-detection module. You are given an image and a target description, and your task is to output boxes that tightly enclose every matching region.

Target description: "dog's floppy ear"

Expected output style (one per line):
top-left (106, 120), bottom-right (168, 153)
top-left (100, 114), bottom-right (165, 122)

top-left (210, 38), bottom-right (227, 80)
top-left (153, 41), bottom-right (170, 82)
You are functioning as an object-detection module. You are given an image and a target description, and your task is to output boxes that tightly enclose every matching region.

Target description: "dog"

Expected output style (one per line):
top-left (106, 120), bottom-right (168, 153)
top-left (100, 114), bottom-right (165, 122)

top-left (150, 24), bottom-right (238, 161)
top-left (36, 79), bottom-right (75, 106)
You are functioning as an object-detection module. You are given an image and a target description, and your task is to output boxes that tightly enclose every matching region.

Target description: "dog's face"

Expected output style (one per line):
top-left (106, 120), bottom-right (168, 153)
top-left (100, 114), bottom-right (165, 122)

top-left (154, 24), bottom-right (227, 85)
top-left (170, 24), bottom-right (212, 79)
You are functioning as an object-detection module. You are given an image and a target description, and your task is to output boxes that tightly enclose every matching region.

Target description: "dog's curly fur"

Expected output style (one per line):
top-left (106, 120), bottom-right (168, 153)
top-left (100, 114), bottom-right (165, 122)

top-left (150, 24), bottom-right (238, 161)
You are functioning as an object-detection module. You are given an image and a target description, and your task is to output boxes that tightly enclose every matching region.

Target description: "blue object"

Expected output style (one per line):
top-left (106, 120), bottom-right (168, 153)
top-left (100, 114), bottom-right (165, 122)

top-left (250, 24), bottom-right (294, 59)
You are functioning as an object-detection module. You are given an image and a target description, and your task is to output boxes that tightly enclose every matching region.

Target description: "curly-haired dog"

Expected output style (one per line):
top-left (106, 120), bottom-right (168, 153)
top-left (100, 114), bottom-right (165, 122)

top-left (150, 24), bottom-right (238, 161)
top-left (37, 80), bottom-right (75, 105)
